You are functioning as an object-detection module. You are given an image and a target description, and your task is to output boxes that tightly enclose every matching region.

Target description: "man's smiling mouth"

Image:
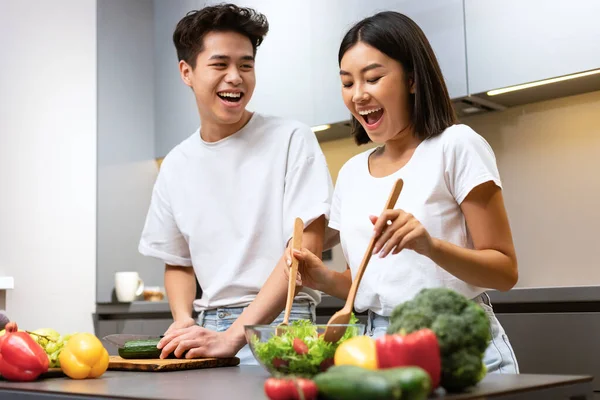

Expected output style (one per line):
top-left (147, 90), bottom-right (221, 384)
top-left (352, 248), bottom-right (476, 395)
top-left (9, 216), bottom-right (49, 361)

top-left (217, 91), bottom-right (244, 103)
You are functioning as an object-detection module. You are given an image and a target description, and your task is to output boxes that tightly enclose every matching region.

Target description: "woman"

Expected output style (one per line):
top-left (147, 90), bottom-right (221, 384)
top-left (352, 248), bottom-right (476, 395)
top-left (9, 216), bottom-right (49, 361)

top-left (287, 11), bottom-right (519, 374)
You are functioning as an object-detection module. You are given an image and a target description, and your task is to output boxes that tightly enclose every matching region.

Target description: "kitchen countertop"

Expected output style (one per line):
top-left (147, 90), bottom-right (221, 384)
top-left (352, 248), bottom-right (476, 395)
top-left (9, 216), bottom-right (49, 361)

top-left (96, 286), bottom-right (600, 316)
top-left (0, 367), bottom-right (593, 400)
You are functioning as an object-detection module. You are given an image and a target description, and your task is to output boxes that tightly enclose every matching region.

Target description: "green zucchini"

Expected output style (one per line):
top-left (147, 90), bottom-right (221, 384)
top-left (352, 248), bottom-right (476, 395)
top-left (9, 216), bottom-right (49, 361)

top-left (379, 367), bottom-right (431, 400)
top-left (314, 365), bottom-right (430, 400)
top-left (314, 366), bottom-right (401, 400)
top-left (118, 339), bottom-right (162, 359)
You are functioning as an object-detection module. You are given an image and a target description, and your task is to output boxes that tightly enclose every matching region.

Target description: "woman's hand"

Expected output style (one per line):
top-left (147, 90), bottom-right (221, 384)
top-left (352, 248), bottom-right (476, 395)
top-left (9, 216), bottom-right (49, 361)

top-left (284, 245), bottom-right (331, 291)
top-left (371, 210), bottom-right (434, 258)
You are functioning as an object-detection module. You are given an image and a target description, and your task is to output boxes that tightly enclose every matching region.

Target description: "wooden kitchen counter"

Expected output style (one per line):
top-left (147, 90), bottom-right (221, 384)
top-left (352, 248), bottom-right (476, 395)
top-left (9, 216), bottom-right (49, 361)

top-left (0, 366), bottom-right (593, 400)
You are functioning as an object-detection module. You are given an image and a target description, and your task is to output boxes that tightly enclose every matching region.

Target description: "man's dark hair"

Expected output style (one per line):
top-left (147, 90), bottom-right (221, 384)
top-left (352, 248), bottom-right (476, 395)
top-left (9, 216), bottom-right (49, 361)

top-left (173, 3), bottom-right (269, 69)
top-left (339, 11), bottom-right (457, 145)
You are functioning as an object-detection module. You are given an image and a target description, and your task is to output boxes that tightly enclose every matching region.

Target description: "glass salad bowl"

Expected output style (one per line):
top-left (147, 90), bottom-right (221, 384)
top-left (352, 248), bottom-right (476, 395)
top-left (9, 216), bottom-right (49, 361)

top-left (245, 321), bottom-right (366, 377)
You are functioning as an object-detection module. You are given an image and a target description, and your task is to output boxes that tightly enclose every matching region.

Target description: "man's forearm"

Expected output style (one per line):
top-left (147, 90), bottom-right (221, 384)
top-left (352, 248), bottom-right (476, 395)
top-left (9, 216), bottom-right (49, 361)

top-left (164, 265), bottom-right (197, 321)
top-left (227, 216), bottom-right (327, 350)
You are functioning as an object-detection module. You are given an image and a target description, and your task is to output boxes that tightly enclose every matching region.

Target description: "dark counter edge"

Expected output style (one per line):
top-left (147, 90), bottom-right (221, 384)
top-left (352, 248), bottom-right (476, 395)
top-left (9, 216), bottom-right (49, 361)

top-left (96, 286), bottom-right (600, 317)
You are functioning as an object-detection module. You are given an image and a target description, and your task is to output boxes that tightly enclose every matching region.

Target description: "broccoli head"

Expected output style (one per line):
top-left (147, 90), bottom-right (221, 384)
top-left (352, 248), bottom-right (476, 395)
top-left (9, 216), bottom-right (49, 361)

top-left (387, 288), bottom-right (492, 392)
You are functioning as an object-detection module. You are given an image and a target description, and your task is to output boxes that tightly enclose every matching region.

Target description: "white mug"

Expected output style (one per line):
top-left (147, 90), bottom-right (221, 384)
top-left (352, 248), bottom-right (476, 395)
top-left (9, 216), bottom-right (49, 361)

top-left (115, 272), bottom-right (144, 302)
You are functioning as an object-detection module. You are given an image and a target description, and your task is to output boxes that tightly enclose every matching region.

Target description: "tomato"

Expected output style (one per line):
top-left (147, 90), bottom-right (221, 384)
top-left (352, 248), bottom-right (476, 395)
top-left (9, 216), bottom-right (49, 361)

top-left (292, 338), bottom-right (308, 355)
top-left (319, 357), bottom-right (334, 372)
top-left (334, 335), bottom-right (378, 370)
top-left (272, 357), bottom-right (289, 369)
top-left (264, 377), bottom-right (317, 400)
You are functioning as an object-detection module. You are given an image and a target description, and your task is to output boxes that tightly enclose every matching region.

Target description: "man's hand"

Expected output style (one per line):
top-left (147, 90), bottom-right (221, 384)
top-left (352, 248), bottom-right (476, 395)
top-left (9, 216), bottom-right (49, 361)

top-left (157, 326), bottom-right (240, 359)
top-left (165, 317), bottom-right (196, 335)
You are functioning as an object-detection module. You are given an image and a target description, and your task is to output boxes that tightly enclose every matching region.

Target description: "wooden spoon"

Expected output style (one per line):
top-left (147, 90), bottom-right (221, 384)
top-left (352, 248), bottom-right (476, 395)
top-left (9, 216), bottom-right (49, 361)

top-left (322, 178), bottom-right (404, 343)
top-left (276, 217), bottom-right (304, 336)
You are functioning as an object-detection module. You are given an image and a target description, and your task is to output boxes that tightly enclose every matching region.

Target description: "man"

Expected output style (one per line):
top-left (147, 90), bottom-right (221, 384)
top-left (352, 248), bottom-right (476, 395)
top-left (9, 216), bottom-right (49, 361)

top-left (138, 4), bottom-right (333, 365)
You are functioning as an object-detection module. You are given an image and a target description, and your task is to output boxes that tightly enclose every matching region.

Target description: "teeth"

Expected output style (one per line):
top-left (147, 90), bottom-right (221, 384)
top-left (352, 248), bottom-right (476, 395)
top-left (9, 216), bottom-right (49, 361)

top-left (218, 92), bottom-right (241, 98)
top-left (358, 108), bottom-right (382, 116)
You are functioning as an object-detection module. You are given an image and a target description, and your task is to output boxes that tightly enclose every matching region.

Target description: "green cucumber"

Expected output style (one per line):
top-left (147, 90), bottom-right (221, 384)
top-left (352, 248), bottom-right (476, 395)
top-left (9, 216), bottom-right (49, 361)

top-left (314, 366), bottom-right (401, 400)
top-left (118, 339), bottom-right (162, 359)
top-left (379, 367), bottom-right (431, 400)
top-left (314, 365), bottom-right (430, 400)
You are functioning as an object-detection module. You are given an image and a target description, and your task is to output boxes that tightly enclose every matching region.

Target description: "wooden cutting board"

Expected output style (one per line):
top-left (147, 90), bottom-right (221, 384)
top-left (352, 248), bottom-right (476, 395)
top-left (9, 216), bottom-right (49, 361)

top-left (107, 355), bottom-right (240, 372)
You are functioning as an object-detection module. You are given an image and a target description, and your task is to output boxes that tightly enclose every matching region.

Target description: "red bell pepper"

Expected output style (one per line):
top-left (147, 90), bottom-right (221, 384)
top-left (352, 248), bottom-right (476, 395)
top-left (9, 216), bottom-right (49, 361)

top-left (375, 328), bottom-right (441, 388)
top-left (0, 322), bottom-right (49, 381)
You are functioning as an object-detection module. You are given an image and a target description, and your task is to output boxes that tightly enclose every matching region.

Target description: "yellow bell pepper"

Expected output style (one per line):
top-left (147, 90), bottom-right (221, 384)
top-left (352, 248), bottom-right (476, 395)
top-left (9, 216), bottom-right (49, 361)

top-left (59, 333), bottom-right (109, 379)
top-left (334, 335), bottom-right (378, 370)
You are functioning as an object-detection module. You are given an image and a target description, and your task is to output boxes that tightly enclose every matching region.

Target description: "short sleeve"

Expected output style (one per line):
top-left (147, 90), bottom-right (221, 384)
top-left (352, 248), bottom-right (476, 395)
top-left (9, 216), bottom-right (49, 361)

top-left (282, 126), bottom-right (334, 244)
top-left (138, 164), bottom-right (193, 267)
top-left (444, 125), bottom-right (502, 205)
top-left (328, 172), bottom-right (343, 232)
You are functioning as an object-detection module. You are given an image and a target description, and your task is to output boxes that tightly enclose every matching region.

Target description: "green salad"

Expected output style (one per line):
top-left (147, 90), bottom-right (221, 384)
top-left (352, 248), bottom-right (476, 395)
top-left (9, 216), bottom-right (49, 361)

top-left (251, 315), bottom-right (360, 377)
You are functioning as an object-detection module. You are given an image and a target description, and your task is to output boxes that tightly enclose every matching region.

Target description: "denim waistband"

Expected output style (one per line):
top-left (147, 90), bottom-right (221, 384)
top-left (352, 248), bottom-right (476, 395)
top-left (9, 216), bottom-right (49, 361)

top-left (197, 299), bottom-right (315, 325)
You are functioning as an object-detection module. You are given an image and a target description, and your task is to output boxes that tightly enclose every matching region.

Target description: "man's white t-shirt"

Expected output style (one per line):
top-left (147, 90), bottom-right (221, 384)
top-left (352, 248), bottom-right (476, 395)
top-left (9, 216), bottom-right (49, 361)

top-left (139, 113), bottom-right (333, 311)
top-left (330, 124), bottom-right (501, 316)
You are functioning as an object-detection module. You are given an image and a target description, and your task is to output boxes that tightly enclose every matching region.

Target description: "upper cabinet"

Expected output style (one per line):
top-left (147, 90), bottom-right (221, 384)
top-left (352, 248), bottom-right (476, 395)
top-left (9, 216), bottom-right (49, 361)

top-left (310, 0), bottom-right (468, 127)
top-left (382, 0), bottom-right (468, 100)
top-left (236, 0), bottom-right (315, 126)
top-left (309, 0), bottom-right (360, 127)
top-left (465, 0), bottom-right (600, 94)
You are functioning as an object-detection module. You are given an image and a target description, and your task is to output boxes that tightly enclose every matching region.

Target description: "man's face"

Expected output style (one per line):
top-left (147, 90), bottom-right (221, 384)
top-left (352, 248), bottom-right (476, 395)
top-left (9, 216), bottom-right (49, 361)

top-left (180, 31), bottom-right (256, 125)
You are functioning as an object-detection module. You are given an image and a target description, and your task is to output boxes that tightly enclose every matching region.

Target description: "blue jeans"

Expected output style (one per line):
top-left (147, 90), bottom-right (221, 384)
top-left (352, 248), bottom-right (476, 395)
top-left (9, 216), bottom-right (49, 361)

top-left (197, 300), bottom-right (316, 365)
top-left (366, 292), bottom-right (519, 374)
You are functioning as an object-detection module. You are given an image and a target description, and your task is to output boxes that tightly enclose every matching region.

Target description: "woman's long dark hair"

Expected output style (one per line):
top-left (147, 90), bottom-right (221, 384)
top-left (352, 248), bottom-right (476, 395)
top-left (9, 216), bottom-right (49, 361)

top-left (339, 11), bottom-right (457, 145)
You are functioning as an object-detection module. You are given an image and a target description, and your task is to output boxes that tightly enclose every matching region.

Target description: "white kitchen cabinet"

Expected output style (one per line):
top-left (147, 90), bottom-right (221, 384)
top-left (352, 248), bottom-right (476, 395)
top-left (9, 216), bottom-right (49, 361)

top-left (367, 0), bottom-right (468, 100)
top-left (309, 0), bottom-right (361, 126)
top-left (222, 0), bottom-right (315, 126)
top-left (465, 0), bottom-right (600, 94)
top-left (310, 0), bottom-right (468, 127)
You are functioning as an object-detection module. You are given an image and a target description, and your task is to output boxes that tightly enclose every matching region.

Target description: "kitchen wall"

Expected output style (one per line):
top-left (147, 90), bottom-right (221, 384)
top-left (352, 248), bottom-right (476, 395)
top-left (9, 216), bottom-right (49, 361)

top-left (462, 90), bottom-right (600, 288)
top-left (153, 0), bottom-right (201, 158)
top-left (0, 0), bottom-right (97, 332)
top-left (320, 136), bottom-right (376, 183)
top-left (96, 0), bottom-right (164, 303)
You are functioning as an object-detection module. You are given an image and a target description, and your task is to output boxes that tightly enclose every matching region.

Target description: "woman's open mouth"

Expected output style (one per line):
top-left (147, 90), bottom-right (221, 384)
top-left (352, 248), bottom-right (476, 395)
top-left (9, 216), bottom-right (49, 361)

top-left (359, 107), bottom-right (384, 129)
top-left (217, 91), bottom-right (244, 106)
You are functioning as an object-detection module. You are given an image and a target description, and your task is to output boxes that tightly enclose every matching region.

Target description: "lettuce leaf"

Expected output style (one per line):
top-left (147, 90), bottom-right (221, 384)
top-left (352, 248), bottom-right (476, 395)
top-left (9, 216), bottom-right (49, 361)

top-left (252, 314), bottom-right (360, 377)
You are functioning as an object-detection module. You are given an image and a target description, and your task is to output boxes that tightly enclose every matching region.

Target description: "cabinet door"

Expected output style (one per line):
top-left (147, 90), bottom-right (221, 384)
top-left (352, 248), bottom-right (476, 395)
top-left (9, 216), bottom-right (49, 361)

top-left (372, 0), bottom-right (468, 99)
top-left (227, 0), bottom-right (315, 126)
top-left (310, 0), bottom-right (468, 128)
top-left (496, 312), bottom-right (600, 391)
top-left (309, 0), bottom-right (362, 126)
top-left (465, 0), bottom-right (600, 94)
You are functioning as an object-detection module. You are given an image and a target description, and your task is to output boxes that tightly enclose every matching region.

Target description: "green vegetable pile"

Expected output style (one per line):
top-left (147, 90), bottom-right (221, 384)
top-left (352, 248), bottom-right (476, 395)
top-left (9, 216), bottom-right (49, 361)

top-left (252, 315), bottom-right (360, 377)
top-left (387, 288), bottom-right (491, 392)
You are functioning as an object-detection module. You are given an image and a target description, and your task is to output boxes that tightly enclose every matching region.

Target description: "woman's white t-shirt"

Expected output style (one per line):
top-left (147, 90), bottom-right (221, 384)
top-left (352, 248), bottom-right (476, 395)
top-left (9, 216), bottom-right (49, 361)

top-left (329, 124), bottom-right (502, 316)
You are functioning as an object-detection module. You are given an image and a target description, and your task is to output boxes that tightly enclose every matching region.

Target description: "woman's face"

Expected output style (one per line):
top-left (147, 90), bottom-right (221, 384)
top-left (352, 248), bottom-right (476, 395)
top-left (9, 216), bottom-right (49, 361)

top-left (340, 42), bottom-right (414, 143)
